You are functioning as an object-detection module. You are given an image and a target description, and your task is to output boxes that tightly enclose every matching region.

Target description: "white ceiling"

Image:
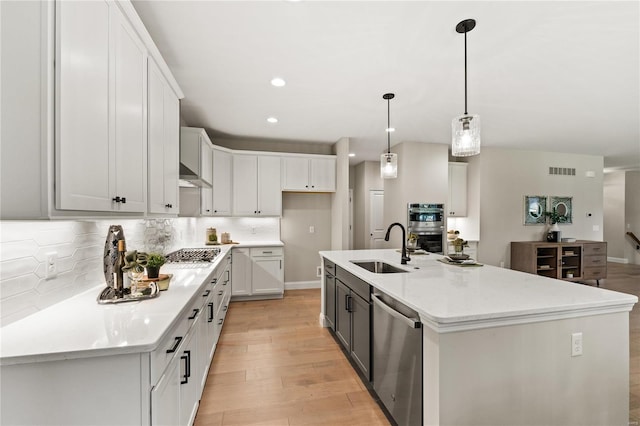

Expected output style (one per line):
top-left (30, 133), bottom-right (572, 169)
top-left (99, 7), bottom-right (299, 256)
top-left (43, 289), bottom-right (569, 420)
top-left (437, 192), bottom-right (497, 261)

top-left (132, 1), bottom-right (640, 170)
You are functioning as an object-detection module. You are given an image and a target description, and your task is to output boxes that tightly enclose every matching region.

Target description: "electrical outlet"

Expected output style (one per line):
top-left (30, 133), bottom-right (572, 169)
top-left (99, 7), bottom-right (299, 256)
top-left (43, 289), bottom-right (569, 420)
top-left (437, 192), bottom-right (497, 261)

top-left (316, 266), bottom-right (322, 277)
top-left (309, 226), bottom-right (315, 234)
top-left (571, 332), bottom-right (583, 356)
top-left (46, 252), bottom-right (58, 279)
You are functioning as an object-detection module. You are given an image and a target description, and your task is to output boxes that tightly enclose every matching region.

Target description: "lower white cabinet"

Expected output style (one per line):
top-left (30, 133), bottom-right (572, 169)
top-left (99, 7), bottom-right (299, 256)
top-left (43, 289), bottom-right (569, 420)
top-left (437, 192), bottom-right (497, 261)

top-left (151, 354), bottom-right (181, 426)
top-left (232, 247), bottom-right (284, 299)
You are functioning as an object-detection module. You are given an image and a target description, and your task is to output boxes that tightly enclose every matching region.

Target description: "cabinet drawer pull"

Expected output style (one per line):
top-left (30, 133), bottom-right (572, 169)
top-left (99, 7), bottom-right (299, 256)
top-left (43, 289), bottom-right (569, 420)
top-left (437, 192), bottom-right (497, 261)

top-left (166, 336), bottom-right (182, 354)
top-left (223, 305), bottom-right (228, 312)
top-left (218, 318), bottom-right (224, 325)
top-left (218, 290), bottom-right (223, 296)
top-left (180, 354), bottom-right (188, 384)
top-left (262, 251), bottom-right (273, 254)
top-left (208, 302), bottom-right (214, 322)
top-left (188, 309), bottom-right (199, 320)
top-left (185, 350), bottom-right (191, 378)
top-left (203, 290), bottom-right (211, 297)
top-left (211, 278), bottom-right (217, 284)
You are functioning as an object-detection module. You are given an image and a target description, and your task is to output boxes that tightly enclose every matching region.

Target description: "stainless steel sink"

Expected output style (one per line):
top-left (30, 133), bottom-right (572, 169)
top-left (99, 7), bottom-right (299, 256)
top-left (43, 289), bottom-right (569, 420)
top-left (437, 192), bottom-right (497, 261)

top-left (351, 261), bottom-right (408, 274)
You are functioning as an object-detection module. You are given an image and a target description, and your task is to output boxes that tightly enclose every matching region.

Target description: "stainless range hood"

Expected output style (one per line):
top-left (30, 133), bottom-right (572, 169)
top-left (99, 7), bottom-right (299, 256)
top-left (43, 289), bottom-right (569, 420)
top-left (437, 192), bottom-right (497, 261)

top-left (179, 127), bottom-right (213, 188)
top-left (179, 163), bottom-right (212, 188)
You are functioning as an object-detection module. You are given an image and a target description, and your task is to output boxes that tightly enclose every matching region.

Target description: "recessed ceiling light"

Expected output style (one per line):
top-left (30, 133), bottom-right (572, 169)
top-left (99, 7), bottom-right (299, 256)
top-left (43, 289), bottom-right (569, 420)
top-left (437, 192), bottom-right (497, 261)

top-left (267, 117), bottom-right (278, 124)
top-left (386, 127), bottom-right (395, 132)
top-left (271, 78), bottom-right (286, 87)
top-left (348, 153), bottom-right (356, 157)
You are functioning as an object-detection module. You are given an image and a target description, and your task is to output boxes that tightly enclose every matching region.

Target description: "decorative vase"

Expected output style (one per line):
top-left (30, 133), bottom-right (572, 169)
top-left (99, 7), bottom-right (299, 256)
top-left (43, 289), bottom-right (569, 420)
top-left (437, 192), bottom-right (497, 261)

top-left (454, 245), bottom-right (463, 253)
top-left (146, 266), bottom-right (160, 279)
top-left (103, 225), bottom-right (125, 288)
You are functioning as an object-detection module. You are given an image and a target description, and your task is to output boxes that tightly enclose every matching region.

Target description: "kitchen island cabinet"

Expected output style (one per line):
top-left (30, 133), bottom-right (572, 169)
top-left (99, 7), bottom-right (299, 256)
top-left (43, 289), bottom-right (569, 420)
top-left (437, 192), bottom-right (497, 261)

top-left (0, 246), bottom-right (233, 426)
top-left (320, 249), bottom-right (636, 426)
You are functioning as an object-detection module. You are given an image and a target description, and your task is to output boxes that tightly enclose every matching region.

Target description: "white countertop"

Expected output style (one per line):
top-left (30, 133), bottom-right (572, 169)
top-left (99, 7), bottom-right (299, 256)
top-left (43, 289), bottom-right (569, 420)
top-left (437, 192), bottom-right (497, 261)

top-left (321, 249), bottom-right (637, 332)
top-left (0, 245), bottom-right (237, 366)
top-left (191, 240), bottom-right (284, 248)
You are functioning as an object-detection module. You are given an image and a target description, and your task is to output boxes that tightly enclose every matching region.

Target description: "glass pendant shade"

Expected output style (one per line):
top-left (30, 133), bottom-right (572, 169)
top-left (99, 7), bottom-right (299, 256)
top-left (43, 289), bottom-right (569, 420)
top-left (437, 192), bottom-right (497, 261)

top-left (380, 152), bottom-right (398, 179)
top-left (451, 114), bottom-right (481, 157)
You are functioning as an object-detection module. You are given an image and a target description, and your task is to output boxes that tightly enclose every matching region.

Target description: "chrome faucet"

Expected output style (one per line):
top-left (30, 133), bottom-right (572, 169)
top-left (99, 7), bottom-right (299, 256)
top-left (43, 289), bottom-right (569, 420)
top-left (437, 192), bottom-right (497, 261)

top-left (384, 222), bottom-right (410, 264)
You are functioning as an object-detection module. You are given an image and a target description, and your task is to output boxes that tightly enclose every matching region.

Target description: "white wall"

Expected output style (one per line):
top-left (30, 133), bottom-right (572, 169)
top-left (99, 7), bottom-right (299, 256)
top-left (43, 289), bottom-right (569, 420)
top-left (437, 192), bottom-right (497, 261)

top-left (473, 148), bottom-right (605, 267)
top-left (604, 171), bottom-right (627, 260)
top-left (281, 193), bottom-right (332, 283)
top-left (626, 171), bottom-right (640, 264)
top-left (382, 142), bottom-right (449, 247)
top-left (331, 137), bottom-right (350, 250)
top-left (352, 161), bottom-right (383, 249)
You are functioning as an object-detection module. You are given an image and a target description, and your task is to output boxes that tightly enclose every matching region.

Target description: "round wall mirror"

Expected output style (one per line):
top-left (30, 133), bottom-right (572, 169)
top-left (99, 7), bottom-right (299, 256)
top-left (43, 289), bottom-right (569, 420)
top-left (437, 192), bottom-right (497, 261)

top-left (556, 202), bottom-right (567, 217)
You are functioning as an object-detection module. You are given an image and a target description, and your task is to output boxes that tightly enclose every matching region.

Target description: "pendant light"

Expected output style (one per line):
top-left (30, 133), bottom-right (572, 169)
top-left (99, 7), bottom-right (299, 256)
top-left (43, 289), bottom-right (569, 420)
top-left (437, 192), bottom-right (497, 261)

top-left (452, 19), bottom-right (481, 157)
top-left (381, 93), bottom-right (398, 179)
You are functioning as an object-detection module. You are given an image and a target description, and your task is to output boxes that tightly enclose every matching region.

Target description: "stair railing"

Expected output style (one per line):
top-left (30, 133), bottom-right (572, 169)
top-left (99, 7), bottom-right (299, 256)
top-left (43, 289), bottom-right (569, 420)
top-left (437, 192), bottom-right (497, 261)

top-left (627, 231), bottom-right (640, 250)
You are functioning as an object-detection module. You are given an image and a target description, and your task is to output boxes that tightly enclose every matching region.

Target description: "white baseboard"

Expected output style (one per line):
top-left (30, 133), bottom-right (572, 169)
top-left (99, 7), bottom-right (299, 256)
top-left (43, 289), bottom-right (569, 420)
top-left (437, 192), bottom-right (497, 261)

top-left (608, 257), bottom-right (629, 264)
top-left (284, 280), bottom-right (321, 290)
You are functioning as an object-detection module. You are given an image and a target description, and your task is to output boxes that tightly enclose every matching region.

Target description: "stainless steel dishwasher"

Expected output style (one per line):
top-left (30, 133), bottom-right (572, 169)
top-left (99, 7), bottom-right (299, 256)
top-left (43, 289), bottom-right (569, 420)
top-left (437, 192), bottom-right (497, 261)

top-left (372, 291), bottom-right (422, 426)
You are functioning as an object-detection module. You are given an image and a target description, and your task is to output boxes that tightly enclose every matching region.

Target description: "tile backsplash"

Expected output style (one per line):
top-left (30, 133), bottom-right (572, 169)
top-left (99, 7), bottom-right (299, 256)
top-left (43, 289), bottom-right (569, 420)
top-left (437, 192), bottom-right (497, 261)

top-left (0, 217), bottom-right (280, 326)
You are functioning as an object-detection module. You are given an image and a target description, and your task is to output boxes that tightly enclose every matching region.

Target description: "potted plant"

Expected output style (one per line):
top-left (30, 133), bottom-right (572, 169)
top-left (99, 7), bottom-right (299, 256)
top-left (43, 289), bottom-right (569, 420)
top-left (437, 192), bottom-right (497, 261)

top-left (452, 237), bottom-right (468, 253)
top-left (407, 233), bottom-right (418, 252)
top-left (146, 253), bottom-right (166, 279)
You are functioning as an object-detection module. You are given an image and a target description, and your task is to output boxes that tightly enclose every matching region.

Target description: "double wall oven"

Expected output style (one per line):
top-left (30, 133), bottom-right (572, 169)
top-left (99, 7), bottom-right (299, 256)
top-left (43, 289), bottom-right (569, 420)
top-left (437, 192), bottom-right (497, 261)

top-left (407, 203), bottom-right (444, 254)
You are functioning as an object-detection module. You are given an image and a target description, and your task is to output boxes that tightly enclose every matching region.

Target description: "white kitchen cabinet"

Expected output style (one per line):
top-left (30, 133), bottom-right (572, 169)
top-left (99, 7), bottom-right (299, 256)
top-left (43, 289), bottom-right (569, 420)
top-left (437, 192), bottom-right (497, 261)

top-left (151, 354), bottom-right (181, 426)
top-left (56, 1), bottom-right (147, 213)
top-left (201, 147), bottom-right (233, 216)
top-left (232, 154), bottom-right (281, 216)
top-left (232, 246), bottom-right (284, 299)
top-left (1, 0), bottom-right (183, 219)
top-left (282, 155), bottom-right (336, 192)
top-left (148, 57), bottom-right (180, 215)
top-left (447, 162), bottom-right (467, 217)
top-left (180, 127), bottom-right (213, 187)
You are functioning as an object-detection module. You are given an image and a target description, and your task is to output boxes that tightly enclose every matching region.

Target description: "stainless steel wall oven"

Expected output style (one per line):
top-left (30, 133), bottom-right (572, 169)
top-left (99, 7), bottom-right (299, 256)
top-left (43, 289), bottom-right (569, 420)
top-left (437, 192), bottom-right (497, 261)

top-left (407, 203), bottom-right (444, 254)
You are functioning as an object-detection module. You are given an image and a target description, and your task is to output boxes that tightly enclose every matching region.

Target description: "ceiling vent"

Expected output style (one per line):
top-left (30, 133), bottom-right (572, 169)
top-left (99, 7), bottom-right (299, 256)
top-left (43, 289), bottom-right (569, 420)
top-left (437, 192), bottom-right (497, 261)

top-left (549, 167), bottom-right (576, 176)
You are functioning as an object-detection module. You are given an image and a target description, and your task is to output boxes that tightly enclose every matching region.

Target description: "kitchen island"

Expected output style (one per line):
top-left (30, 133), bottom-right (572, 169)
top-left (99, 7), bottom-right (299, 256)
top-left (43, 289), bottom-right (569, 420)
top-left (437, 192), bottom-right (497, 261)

top-left (320, 249), bottom-right (637, 426)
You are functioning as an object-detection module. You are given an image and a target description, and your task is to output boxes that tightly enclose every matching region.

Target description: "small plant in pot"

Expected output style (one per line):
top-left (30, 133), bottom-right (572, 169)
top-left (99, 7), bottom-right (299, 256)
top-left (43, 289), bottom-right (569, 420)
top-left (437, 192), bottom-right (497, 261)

top-left (146, 253), bottom-right (166, 279)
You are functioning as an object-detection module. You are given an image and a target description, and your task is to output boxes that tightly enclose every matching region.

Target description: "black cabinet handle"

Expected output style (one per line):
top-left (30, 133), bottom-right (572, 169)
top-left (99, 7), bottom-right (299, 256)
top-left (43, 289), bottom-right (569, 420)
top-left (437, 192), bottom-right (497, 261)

top-left (121, 197), bottom-right (126, 204)
top-left (203, 290), bottom-right (211, 297)
top-left (112, 196), bottom-right (121, 203)
top-left (254, 211), bottom-right (257, 214)
top-left (165, 203), bottom-right (172, 208)
top-left (218, 318), bottom-right (223, 325)
top-left (180, 354), bottom-right (188, 384)
top-left (258, 210), bottom-right (261, 214)
top-left (185, 350), bottom-right (191, 378)
top-left (188, 309), bottom-right (199, 320)
top-left (214, 210), bottom-right (217, 213)
top-left (345, 294), bottom-right (350, 312)
top-left (206, 209), bottom-right (211, 212)
top-left (223, 305), bottom-right (228, 312)
top-left (211, 278), bottom-right (218, 284)
top-left (208, 302), bottom-right (214, 322)
top-left (218, 290), bottom-right (223, 296)
top-left (166, 336), bottom-right (182, 354)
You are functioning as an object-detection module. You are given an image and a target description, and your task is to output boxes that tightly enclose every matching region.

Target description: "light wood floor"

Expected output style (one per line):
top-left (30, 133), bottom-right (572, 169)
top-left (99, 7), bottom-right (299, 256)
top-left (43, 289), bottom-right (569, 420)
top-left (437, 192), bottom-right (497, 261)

top-left (194, 262), bottom-right (640, 426)
top-left (194, 289), bottom-right (390, 426)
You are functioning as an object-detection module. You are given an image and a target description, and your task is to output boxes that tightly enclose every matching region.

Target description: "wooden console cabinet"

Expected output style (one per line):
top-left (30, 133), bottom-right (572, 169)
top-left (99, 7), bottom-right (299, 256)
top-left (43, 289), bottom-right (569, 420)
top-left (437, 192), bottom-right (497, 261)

top-left (511, 241), bottom-right (607, 286)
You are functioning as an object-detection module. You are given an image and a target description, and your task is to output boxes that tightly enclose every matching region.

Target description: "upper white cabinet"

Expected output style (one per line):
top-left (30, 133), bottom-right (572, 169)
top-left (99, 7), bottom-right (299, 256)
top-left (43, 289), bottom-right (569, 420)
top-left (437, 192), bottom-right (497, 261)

top-left (233, 154), bottom-right (281, 216)
top-left (148, 58), bottom-right (180, 215)
top-left (448, 162), bottom-right (467, 217)
top-left (0, 0), bottom-right (183, 218)
top-left (202, 146), bottom-right (233, 216)
top-left (180, 127), bottom-right (213, 187)
top-left (56, 1), bottom-right (147, 213)
top-left (282, 155), bottom-right (336, 192)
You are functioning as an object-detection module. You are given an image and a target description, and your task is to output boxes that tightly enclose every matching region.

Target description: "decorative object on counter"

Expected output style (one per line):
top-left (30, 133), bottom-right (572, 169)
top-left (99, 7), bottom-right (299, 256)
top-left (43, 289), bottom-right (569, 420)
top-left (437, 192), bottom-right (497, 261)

top-left (221, 232), bottom-right (231, 244)
top-left (103, 225), bottom-right (126, 288)
top-left (439, 257), bottom-right (483, 267)
top-left (452, 18), bottom-right (481, 157)
top-left (447, 230), bottom-right (460, 240)
top-left (407, 233), bottom-right (418, 252)
top-left (123, 250), bottom-right (148, 293)
top-left (524, 195), bottom-right (547, 225)
top-left (206, 227), bottom-right (218, 244)
top-left (139, 273), bottom-right (172, 291)
top-left (97, 281), bottom-right (160, 304)
top-left (566, 270), bottom-right (575, 279)
top-left (380, 93), bottom-right (398, 179)
top-left (145, 253), bottom-right (166, 279)
top-left (451, 237), bottom-right (469, 253)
